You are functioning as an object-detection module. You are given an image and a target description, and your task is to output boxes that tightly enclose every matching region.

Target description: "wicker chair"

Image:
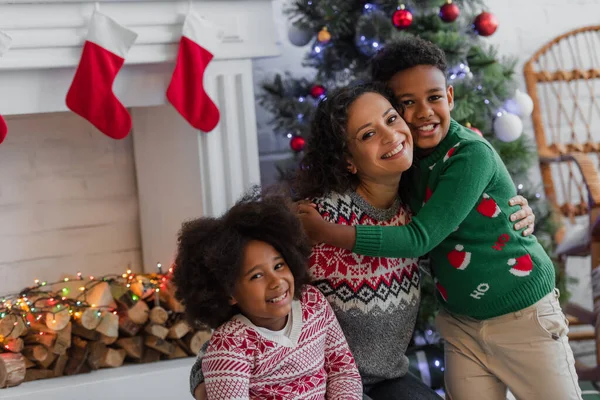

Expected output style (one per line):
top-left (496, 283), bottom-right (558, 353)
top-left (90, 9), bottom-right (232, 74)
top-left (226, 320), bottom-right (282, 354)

top-left (524, 25), bottom-right (600, 380)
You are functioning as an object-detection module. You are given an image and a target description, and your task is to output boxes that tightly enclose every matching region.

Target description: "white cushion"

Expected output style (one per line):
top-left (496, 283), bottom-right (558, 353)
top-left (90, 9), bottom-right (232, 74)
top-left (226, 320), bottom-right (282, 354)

top-left (555, 220), bottom-right (590, 257)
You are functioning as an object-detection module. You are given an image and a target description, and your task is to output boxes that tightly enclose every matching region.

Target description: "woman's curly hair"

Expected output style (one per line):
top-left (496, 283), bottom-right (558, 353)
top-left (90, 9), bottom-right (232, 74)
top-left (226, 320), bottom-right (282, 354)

top-left (294, 82), bottom-right (401, 200)
top-left (172, 188), bottom-right (312, 330)
top-left (370, 36), bottom-right (447, 83)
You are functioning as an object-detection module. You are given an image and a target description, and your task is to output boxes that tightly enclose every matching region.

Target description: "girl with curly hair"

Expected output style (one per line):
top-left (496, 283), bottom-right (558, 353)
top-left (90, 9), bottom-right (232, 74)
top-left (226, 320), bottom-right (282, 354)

top-left (172, 190), bottom-right (362, 400)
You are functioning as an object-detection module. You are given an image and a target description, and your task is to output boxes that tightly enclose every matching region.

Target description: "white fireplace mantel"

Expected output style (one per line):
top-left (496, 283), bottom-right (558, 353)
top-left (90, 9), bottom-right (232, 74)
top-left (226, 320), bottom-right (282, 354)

top-left (0, 0), bottom-right (279, 273)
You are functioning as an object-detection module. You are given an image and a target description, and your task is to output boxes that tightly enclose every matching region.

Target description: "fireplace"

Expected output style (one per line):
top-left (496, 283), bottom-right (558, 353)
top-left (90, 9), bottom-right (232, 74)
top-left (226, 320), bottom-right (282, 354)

top-left (0, 0), bottom-right (278, 397)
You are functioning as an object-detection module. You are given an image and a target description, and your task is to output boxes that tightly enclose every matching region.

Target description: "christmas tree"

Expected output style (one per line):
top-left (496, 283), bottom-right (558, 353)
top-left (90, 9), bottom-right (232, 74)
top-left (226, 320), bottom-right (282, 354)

top-left (258, 0), bottom-right (566, 329)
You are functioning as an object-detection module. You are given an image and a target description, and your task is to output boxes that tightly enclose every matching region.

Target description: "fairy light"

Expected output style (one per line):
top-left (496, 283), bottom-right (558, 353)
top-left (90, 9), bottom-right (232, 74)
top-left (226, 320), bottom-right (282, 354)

top-left (0, 266), bottom-right (172, 334)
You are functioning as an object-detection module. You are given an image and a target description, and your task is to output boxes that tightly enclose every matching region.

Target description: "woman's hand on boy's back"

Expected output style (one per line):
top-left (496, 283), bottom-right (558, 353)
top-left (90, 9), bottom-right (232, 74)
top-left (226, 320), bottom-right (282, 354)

top-left (508, 195), bottom-right (535, 236)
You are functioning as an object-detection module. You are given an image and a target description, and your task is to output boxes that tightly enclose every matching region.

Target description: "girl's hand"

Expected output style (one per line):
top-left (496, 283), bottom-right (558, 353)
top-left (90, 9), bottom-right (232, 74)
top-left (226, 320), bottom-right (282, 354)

top-left (194, 383), bottom-right (207, 400)
top-left (509, 195), bottom-right (535, 236)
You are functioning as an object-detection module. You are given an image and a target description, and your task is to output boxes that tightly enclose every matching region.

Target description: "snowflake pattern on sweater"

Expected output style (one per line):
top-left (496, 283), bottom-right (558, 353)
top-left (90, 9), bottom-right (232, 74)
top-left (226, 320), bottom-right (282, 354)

top-left (202, 285), bottom-right (362, 399)
top-left (309, 192), bottom-right (420, 384)
top-left (310, 192), bottom-right (420, 314)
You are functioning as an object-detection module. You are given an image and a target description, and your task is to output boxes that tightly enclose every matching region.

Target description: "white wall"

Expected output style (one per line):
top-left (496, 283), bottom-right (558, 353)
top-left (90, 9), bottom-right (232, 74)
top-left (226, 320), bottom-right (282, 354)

top-left (0, 112), bottom-right (143, 295)
top-left (253, 0), bottom-right (599, 312)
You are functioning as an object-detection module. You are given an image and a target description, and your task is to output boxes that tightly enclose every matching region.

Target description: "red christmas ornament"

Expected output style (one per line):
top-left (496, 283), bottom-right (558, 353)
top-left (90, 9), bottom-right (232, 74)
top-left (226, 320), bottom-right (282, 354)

top-left (439, 0), bottom-right (460, 23)
top-left (473, 11), bottom-right (498, 37)
top-left (392, 5), bottom-right (413, 30)
top-left (466, 122), bottom-right (483, 137)
top-left (310, 84), bottom-right (326, 98)
top-left (290, 135), bottom-right (306, 152)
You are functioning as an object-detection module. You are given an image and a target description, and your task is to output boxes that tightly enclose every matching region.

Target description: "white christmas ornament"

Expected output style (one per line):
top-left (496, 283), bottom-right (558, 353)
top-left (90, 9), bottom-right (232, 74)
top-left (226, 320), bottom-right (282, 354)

top-left (504, 89), bottom-right (534, 117)
top-left (288, 24), bottom-right (313, 47)
top-left (493, 112), bottom-right (523, 142)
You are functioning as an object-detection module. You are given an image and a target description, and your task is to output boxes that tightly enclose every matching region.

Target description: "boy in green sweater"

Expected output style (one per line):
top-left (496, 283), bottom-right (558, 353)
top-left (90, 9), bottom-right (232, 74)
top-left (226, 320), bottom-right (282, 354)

top-left (298, 37), bottom-right (581, 399)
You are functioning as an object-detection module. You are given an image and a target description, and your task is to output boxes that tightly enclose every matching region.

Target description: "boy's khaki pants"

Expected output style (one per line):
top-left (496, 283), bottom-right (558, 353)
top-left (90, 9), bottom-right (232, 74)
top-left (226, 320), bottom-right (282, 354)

top-left (435, 289), bottom-right (582, 400)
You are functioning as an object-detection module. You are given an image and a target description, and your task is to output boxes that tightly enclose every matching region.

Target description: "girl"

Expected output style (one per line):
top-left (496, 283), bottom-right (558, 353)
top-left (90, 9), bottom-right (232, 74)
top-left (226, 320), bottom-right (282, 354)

top-left (173, 191), bottom-right (362, 399)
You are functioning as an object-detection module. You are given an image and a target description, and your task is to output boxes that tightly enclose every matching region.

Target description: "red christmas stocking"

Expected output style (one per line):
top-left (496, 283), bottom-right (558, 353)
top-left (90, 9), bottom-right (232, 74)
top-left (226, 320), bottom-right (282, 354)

top-left (167, 12), bottom-right (220, 133)
top-left (66, 11), bottom-right (138, 140)
top-left (0, 29), bottom-right (12, 144)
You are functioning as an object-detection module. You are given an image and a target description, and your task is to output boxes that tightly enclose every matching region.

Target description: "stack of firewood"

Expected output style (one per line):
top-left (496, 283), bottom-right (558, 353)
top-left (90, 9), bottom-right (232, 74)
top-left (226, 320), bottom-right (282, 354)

top-left (0, 277), bottom-right (210, 389)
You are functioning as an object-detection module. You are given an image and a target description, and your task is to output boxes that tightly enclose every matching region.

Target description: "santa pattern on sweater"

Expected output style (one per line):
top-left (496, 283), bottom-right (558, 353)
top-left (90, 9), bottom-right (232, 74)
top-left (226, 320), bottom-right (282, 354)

top-left (309, 191), bottom-right (420, 384)
top-left (202, 285), bottom-right (362, 399)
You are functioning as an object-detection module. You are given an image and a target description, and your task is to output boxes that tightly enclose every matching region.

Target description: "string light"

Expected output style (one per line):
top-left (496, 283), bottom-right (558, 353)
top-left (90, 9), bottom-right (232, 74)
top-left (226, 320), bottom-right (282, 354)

top-left (0, 267), bottom-right (168, 338)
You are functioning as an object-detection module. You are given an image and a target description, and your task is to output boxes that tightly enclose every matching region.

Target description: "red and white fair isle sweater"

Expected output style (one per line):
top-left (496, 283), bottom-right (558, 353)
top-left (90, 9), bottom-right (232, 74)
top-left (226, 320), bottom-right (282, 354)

top-left (202, 285), bottom-right (363, 400)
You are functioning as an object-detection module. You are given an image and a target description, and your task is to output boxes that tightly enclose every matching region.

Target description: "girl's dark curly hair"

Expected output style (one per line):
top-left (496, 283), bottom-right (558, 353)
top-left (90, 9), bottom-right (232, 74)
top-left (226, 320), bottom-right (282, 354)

top-left (172, 188), bottom-right (312, 330)
top-left (294, 82), bottom-right (401, 199)
top-left (370, 36), bottom-right (447, 83)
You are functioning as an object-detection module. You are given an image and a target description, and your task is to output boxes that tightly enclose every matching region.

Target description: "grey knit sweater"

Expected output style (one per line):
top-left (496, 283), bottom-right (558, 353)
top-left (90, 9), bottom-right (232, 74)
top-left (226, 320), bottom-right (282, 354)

top-left (189, 191), bottom-right (421, 394)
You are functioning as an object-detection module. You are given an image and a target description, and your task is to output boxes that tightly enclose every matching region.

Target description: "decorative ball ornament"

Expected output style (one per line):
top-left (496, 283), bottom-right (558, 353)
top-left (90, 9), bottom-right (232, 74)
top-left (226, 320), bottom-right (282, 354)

top-left (504, 89), bottom-right (534, 117)
top-left (473, 11), bottom-right (498, 36)
top-left (310, 84), bottom-right (326, 98)
top-left (317, 27), bottom-right (331, 44)
top-left (493, 112), bottom-right (523, 142)
top-left (392, 5), bottom-right (413, 30)
top-left (465, 122), bottom-right (483, 137)
top-left (439, 0), bottom-right (460, 23)
top-left (290, 135), bottom-right (306, 152)
top-left (287, 24), bottom-right (313, 47)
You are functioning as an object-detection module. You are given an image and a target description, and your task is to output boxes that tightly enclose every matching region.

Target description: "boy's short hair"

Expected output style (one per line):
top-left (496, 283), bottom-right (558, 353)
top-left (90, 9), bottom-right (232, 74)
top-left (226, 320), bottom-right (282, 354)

top-left (172, 188), bottom-right (311, 329)
top-left (371, 36), bottom-right (448, 83)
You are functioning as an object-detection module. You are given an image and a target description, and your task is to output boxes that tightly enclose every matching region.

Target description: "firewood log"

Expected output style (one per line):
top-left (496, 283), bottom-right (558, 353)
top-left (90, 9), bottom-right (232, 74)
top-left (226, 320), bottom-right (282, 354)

top-left (99, 333), bottom-right (118, 345)
top-left (126, 301), bottom-right (149, 325)
top-left (144, 324), bottom-right (169, 340)
top-left (71, 322), bottom-right (99, 341)
top-left (118, 314), bottom-right (141, 337)
top-left (115, 336), bottom-right (143, 360)
top-left (0, 353), bottom-right (26, 388)
top-left (149, 306), bottom-right (169, 325)
top-left (86, 282), bottom-right (117, 309)
top-left (37, 352), bottom-right (57, 369)
top-left (24, 331), bottom-right (56, 348)
top-left (167, 320), bottom-right (190, 340)
top-left (78, 308), bottom-right (102, 330)
top-left (0, 314), bottom-right (26, 339)
top-left (52, 322), bottom-right (72, 355)
top-left (99, 348), bottom-right (126, 368)
top-left (64, 336), bottom-right (89, 376)
top-left (3, 338), bottom-right (24, 353)
top-left (167, 343), bottom-right (189, 360)
top-left (86, 341), bottom-right (107, 370)
top-left (144, 336), bottom-right (175, 356)
top-left (45, 308), bottom-right (70, 331)
top-left (184, 330), bottom-right (211, 356)
top-left (52, 353), bottom-right (68, 377)
top-left (95, 312), bottom-right (118, 338)
top-left (24, 368), bottom-right (55, 382)
top-left (22, 345), bottom-right (49, 363)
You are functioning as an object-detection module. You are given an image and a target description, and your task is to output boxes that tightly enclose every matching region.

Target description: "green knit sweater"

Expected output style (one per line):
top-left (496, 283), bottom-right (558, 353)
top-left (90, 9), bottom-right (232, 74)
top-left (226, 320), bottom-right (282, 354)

top-left (353, 120), bottom-right (555, 319)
